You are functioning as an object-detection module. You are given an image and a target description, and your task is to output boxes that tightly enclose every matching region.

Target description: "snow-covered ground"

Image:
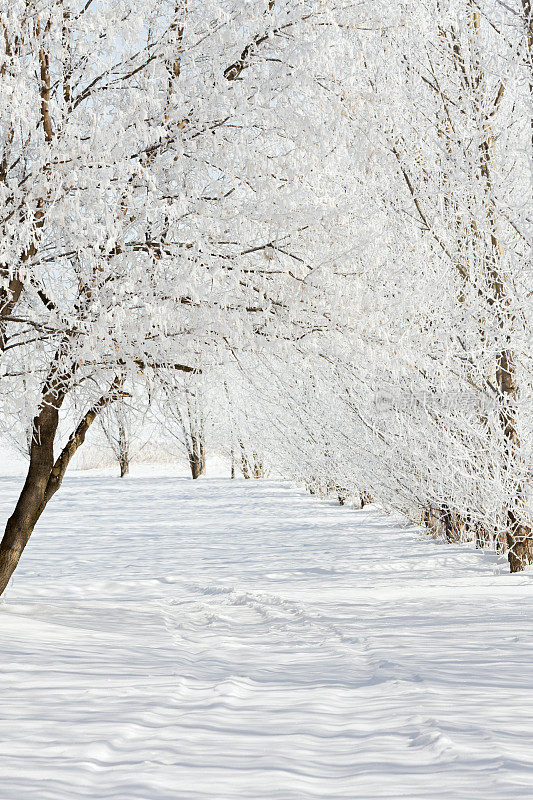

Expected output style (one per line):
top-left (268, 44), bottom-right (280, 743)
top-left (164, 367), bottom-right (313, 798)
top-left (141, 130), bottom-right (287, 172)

top-left (0, 470), bottom-right (532, 800)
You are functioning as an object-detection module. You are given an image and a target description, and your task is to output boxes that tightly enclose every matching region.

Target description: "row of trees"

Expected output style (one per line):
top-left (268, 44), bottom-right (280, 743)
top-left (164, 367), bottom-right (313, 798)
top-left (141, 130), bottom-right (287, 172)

top-left (0, 0), bottom-right (531, 594)
top-left (69, 372), bottom-right (265, 481)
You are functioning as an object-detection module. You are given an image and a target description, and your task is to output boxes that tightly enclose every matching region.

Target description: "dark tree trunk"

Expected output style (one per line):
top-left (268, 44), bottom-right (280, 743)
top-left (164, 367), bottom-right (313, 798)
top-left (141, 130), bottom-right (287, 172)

top-left (0, 379), bottom-right (121, 597)
top-left (0, 402), bottom-right (60, 595)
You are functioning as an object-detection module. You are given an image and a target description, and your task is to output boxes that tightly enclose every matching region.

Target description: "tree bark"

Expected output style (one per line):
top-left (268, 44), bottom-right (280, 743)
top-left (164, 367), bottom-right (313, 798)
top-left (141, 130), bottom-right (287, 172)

top-left (251, 453), bottom-right (264, 479)
top-left (0, 401), bottom-right (61, 595)
top-left (118, 420), bottom-right (129, 477)
top-left (240, 442), bottom-right (251, 479)
top-left (189, 451), bottom-right (205, 480)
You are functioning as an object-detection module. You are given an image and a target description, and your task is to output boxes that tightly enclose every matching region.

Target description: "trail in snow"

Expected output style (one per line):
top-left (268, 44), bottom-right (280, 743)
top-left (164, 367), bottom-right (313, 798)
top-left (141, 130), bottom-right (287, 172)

top-left (0, 471), bottom-right (532, 800)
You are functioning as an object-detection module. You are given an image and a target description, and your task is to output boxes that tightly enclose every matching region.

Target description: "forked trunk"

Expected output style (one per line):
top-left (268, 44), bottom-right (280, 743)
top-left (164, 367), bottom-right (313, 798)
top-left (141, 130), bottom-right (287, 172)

top-left (0, 379), bottom-right (121, 597)
top-left (0, 402), bottom-right (60, 595)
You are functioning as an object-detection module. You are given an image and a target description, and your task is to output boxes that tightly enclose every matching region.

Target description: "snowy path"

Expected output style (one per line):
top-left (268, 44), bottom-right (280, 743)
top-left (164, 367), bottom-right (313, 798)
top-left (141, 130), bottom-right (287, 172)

top-left (1, 473), bottom-right (532, 800)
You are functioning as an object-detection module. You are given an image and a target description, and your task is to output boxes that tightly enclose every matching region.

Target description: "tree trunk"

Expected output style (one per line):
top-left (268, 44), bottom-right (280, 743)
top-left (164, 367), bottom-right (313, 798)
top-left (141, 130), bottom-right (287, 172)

top-left (424, 505), bottom-right (442, 539)
top-left (507, 510), bottom-right (533, 572)
top-left (189, 448), bottom-right (205, 480)
top-left (0, 379), bottom-right (121, 597)
top-left (474, 522), bottom-right (492, 550)
top-left (251, 453), bottom-right (264, 479)
top-left (360, 491), bottom-right (373, 508)
top-left (441, 507), bottom-right (472, 544)
top-left (239, 442), bottom-right (251, 479)
top-left (0, 403), bottom-right (60, 595)
top-left (184, 386), bottom-right (206, 479)
top-left (118, 420), bottom-right (129, 477)
top-left (188, 427), bottom-right (205, 479)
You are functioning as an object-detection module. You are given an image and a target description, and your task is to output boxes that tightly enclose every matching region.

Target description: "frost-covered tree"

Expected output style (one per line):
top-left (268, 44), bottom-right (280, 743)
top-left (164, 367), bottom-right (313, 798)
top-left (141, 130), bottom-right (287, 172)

top-left (355, 0), bottom-right (533, 569)
top-left (0, 0), bottom-right (353, 593)
top-left (154, 372), bottom-right (208, 479)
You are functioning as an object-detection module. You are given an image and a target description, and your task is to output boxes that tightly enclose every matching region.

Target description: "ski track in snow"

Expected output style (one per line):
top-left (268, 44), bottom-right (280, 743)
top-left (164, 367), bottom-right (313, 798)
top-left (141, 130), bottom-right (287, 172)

top-left (0, 472), bottom-right (532, 799)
